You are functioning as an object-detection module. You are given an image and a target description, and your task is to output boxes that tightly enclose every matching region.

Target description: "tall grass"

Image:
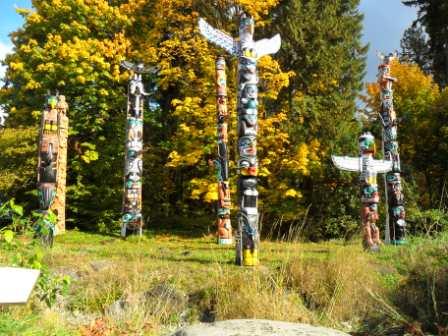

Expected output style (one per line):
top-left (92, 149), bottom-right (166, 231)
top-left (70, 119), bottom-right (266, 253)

top-left (2, 230), bottom-right (448, 335)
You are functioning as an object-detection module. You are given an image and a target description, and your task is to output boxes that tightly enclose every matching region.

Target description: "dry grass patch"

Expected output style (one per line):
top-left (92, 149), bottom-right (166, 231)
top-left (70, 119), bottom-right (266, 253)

top-left (286, 245), bottom-right (383, 325)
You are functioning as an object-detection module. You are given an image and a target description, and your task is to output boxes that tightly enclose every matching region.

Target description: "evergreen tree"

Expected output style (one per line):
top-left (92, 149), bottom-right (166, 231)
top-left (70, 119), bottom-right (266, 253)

top-left (403, 0), bottom-right (448, 87)
top-left (266, 0), bottom-right (367, 238)
top-left (400, 23), bottom-right (431, 73)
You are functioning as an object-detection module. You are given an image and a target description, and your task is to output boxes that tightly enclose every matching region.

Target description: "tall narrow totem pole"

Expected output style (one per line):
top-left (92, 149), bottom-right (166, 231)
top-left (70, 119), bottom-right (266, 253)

top-left (332, 132), bottom-right (393, 251)
top-left (377, 53), bottom-right (406, 244)
top-left (37, 94), bottom-right (69, 235)
top-left (121, 61), bottom-right (149, 237)
top-left (0, 105), bottom-right (8, 128)
top-left (199, 13), bottom-right (281, 266)
top-left (215, 57), bottom-right (233, 245)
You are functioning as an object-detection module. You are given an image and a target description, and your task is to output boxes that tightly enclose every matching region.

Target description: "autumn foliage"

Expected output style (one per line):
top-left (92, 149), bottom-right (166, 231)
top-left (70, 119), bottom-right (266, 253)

top-left (1, 0), bottom-right (367, 237)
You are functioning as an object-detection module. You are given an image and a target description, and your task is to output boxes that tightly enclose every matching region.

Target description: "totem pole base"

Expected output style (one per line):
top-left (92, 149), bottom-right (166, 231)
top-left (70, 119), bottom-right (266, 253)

top-left (218, 238), bottom-right (233, 245)
top-left (243, 249), bottom-right (258, 266)
top-left (121, 225), bottom-right (143, 237)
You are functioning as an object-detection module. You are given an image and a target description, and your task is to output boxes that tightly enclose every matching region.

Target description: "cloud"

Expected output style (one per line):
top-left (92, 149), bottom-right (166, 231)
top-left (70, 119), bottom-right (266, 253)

top-left (0, 41), bottom-right (13, 80)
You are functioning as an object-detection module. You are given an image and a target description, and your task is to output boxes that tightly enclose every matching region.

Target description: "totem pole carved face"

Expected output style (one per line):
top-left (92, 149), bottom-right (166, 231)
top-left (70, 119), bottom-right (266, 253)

top-left (218, 123), bottom-right (228, 143)
top-left (359, 132), bottom-right (376, 155)
top-left (56, 95), bottom-right (68, 113)
top-left (238, 114), bottom-right (258, 137)
top-left (361, 184), bottom-right (379, 202)
top-left (217, 97), bottom-right (228, 117)
top-left (384, 127), bottom-right (397, 142)
top-left (239, 14), bottom-right (255, 56)
top-left (239, 155), bottom-right (258, 176)
top-left (239, 136), bottom-right (257, 157)
top-left (125, 188), bottom-right (141, 208)
top-left (218, 181), bottom-right (231, 208)
top-left (126, 158), bottom-right (142, 175)
top-left (47, 96), bottom-right (58, 109)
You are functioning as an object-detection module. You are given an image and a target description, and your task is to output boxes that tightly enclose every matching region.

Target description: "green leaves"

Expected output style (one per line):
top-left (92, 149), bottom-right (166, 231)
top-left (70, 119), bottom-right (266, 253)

top-left (2, 230), bottom-right (14, 244)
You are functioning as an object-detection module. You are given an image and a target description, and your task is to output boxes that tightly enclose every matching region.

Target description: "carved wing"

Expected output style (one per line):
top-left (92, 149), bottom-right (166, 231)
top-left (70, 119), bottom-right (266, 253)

top-left (255, 34), bottom-right (281, 58)
top-left (141, 66), bottom-right (158, 74)
top-left (198, 18), bottom-right (237, 55)
top-left (371, 159), bottom-right (393, 173)
top-left (121, 61), bottom-right (136, 71)
top-left (331, 155), bottom-right (361, 172)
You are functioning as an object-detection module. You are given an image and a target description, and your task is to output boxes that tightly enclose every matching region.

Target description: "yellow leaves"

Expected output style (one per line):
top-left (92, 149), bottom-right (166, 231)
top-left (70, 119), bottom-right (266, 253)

top-left (98, 89), bottom-right (109, 96)
top-left (166, 151), bottom-right (182, 168)
top-left (258, 56), bottom-right (293, 100)
top-left (258, 167), bottom-right (271, 177)
top-left (391, 60), bottom-right (439, 101)
top-left (27, 12), bottom-right (42, 24)
top-left (190, 178), bottom-right (217, 203)
top-left (235, 0), bottom-right (280, 24)
top-left (24, 80), bottom-right (41, 90)
top-left (261, 158), bottom-right (271, 165)
top-left (179, 123), bottom-right (190, 133)
top-left (36, 62), bottom-right (56, 73)
top-left (9, 62), bottom-right (24, 71)
top-left (284, 189), bottom-right (302, 198)
top-left (276, 141), bottom-right (320, 176)
top-left (76, 75), bottom-right (86, 84)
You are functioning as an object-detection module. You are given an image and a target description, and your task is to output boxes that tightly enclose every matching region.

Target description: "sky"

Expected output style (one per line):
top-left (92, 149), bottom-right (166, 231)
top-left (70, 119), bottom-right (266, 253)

top-left (359, 0), bottom-right (418, 82)
top-left (0, 0), bottom-right (418, 83)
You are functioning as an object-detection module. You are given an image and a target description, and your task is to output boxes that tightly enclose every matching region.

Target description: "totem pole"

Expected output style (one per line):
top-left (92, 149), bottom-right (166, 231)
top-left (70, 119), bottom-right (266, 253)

top-left (332, 132), bottom-right (393, 251)
top-left (377, 53), bottom-right (406, 245)
top-left (37, 94), bottom-right (69, 237)
top-left (120, 61), bottom-right (151, 237)
top-left (199, 13), bottom-right (281, 266)
top-left (0, 105), bottom-right (8, 128)
top-left (215, 57), bottom-right (233, 245)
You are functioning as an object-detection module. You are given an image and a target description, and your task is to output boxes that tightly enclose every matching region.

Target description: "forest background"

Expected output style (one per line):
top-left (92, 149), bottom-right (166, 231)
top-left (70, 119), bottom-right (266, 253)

top-left (1, 0), bottom-right (448, 240)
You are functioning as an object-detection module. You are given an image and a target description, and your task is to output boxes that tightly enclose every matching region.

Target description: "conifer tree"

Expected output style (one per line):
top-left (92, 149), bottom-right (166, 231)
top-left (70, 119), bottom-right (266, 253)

top-left (400, 23), bottom-right (431, 74)
top-left (266, 0), bottom-right (367, 236)
top-left (403, 0), bottom-right (448, 87)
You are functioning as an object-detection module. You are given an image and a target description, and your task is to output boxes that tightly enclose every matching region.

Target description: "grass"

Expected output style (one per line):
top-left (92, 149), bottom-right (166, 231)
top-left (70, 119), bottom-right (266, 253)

top-left (1, 228), bottom-right (447, 335)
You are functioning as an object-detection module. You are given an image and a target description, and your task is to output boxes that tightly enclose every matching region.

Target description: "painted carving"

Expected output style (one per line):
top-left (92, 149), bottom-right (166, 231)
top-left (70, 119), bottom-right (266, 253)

top-left (377, 52), bottom-right (406, 244)
top-left (121, 61), bottom-right (153, 237)
top-left (199, 13), bottom-right (281, 266)
top-left (332, 132), bottom-right (393, 251)
top-left (37, 94), bottom-right (69, 237)
top-left (215, 57), bottom-right (233, 245)
top-left (0, 105), bottom-right (8, 128)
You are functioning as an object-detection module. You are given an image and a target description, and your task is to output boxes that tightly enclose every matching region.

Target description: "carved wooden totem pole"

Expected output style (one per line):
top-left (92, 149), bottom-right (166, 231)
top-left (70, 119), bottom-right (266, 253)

top-left (215, 57), bottom-right (233, 245)
top-left (377, 53), bottom-right (406, 245)
top-left (121, 61), bottom-right (150, 237)
top-left (0, 105), bottom-right (8, 129)
top-left (37, 94), bottom-right (69, 236)
top-left (332, 132), bottom-right (393, 251)
top-left (199, 13), bottom-right (281, 265)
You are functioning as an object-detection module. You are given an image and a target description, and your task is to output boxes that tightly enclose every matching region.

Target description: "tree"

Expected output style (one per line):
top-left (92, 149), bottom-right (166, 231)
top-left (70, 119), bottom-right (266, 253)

top-left (1, 0), bottom-right (368, 238)
top-left (1, 0), bottom-right (134, 229)
top-left (400, 23), bottom-right (432, 74)
top-left (366, 60), bottom-right (442, 208)
top-left (265, 0), bottom-right (367, 238)
top-left (403, 0), bottom-right (448, 87)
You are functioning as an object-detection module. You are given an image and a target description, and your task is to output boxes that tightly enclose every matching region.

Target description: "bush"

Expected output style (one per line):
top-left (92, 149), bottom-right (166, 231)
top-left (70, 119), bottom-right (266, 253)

top-left (407, 208), bottom-right (448, 236)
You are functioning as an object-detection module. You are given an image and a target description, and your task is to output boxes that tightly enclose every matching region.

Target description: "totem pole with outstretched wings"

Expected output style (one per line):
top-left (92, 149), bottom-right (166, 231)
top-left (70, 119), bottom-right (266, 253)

top-left (199, 13), bottom-right (281, 266)
top-left (332, 132), bottom-right (392, 251)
